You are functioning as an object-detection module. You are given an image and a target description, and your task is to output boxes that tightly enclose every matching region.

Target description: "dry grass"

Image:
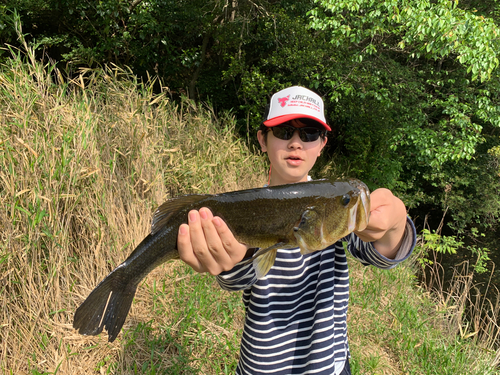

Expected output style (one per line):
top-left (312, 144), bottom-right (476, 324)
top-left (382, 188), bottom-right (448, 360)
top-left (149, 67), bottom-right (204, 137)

top-left (420, 257), bottom-right (500, 359)
top-left (0, 32), bottom-right (266, 374)
top-left (347, 252), bottom-right (499, 375)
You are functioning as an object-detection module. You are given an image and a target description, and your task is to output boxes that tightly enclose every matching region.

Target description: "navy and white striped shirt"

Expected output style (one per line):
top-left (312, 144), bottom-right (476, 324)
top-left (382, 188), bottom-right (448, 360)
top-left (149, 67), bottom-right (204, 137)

top-left (217, 218), bottom-right (416, 374)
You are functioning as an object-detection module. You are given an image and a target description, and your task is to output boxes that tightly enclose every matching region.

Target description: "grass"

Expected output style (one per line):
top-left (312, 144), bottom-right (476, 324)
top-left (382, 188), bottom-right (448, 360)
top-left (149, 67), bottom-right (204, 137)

top-left (0, 26), bottom-right (264, 374)
top-left (114, 263), bottom-right (246, 374)
top-left (1, 26), bottom-right (500, 374)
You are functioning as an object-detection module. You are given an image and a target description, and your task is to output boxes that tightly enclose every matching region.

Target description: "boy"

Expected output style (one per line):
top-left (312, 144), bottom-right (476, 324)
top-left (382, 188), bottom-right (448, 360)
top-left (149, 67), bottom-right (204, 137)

top-left (177, 86), bottom-right (416, 374)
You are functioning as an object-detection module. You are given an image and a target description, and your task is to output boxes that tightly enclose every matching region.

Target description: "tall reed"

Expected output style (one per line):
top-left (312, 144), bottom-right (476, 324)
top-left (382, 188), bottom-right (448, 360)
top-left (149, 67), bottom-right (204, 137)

top-left (0, 36), bottom-right (266, 373)
top-left (417, 234), bottom-right (500, 368)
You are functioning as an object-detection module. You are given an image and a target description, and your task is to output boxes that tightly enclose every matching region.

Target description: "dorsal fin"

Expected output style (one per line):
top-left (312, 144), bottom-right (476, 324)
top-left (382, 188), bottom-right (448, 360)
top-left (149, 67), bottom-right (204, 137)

top-left (151, 194), bottom-right (211, 235)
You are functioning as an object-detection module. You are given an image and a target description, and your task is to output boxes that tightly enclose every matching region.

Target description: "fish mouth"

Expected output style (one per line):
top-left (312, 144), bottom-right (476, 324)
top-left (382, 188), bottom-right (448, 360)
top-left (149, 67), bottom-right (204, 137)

top-left (359, 185), bottom-right (371, 228)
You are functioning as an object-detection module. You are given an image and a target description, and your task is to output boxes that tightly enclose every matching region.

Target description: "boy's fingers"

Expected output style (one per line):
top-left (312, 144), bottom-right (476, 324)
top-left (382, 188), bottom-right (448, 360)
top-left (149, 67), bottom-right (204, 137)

top-left (354, 188), bottom-right (406, 247)
top-left (187, 210), bottom-right (218, 270)
top-left (213, 216), bottom-right (249, 265)
top-left (198, 208), bottom-right (233, 268)
top-left (177, 223), bottom-right (205, 272)
top-left (355, 189), bottom-right (393, 241)
top-left (177, 209), bottom-right (246, 275)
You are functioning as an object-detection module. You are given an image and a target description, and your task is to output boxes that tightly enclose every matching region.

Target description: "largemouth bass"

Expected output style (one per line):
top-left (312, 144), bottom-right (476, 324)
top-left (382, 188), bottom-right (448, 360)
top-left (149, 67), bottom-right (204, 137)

top-left (73, 178), bottom-right (370, 342)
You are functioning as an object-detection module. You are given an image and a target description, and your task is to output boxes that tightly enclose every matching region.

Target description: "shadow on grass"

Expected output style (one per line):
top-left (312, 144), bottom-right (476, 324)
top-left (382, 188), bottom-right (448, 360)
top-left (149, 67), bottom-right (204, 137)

top-left (116, 320), bottom-right (200, 375)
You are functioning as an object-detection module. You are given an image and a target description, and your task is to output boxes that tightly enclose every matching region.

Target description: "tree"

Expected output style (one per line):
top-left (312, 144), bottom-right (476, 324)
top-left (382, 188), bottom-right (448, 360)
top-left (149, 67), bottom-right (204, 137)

top-left (306, 0), bottom-right (500, 230)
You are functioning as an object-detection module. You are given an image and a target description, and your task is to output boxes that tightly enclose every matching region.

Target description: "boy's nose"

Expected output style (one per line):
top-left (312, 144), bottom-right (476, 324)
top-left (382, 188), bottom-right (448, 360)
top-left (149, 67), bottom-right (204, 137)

top-left (287, 130), bottom-right (303, 148)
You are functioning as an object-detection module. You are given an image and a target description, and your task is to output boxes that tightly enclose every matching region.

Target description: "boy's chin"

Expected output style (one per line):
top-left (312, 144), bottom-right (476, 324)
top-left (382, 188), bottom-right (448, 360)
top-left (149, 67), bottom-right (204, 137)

top-left (282, 173), bottom-right (309, 184)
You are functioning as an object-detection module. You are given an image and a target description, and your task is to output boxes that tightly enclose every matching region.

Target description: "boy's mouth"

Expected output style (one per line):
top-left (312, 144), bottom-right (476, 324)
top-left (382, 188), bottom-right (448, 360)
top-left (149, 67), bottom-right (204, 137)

top-left (286, 155), bottom-right (303, 166)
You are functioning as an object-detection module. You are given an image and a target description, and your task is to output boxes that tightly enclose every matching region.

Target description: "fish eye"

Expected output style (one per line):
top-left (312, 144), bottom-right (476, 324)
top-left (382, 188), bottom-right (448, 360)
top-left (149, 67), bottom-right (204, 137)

top-left (342, 194), bottom-right (350, 206)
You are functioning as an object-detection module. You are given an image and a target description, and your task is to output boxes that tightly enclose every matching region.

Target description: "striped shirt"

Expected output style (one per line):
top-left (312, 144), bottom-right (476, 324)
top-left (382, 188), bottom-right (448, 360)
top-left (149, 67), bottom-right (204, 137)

top-left (217, 217), bottom-right (416, 374)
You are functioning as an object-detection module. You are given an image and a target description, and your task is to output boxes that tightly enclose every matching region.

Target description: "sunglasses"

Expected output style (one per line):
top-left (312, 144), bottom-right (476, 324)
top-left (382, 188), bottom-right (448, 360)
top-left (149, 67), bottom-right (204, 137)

top-left (268, 123), bottom-right (326, 142)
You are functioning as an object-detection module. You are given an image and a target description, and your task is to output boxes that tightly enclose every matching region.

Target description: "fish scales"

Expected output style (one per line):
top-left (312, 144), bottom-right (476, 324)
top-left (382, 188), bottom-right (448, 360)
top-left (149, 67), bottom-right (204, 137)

top-left (73, 178), bottom-right (370, 342)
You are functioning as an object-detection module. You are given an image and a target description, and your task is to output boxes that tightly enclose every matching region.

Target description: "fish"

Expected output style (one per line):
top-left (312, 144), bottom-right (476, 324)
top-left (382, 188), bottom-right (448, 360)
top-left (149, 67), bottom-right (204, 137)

top-left (73, 178), bottom-right (370, 342)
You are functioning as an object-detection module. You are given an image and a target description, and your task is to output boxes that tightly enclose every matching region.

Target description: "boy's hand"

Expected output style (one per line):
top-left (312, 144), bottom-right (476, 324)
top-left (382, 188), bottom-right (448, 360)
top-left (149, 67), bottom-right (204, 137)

top-left (354, 188), bottom-right (407, 259)
top-left (177, 207), bottom-right (249, 275)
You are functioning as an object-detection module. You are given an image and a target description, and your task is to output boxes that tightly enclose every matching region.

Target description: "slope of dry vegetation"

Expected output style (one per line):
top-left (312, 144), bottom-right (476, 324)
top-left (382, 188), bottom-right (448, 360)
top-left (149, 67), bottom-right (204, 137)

top-left (0, 43), bottom-right (266, 373)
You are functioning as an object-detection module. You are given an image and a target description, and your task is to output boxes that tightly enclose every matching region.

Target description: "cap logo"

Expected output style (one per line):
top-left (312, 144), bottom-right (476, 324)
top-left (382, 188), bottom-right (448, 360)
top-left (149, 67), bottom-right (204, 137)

top-left (277, 95), bottom-right (290, 107)
top-left (291, 95), bottom-right (320, 107)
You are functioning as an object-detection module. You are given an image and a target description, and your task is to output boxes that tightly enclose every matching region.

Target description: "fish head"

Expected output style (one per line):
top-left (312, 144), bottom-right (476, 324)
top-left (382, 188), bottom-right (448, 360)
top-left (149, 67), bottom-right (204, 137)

top-left (323, 178), bottom-right (370, 242)
top-left (293, 206), bottom-right (326, 254)
top-left (293, 179), bottom-right (370, 254)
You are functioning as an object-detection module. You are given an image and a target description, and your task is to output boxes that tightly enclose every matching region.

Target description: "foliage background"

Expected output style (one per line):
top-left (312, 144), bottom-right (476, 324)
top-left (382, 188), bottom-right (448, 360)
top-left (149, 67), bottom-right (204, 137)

top-left (3, 0), bottom-right (500, 236)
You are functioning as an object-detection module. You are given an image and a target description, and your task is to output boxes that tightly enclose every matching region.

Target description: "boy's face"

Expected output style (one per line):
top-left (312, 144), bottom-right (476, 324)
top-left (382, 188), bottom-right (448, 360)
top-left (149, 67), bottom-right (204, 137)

top-left (257, 119), bottom-right (327, 186)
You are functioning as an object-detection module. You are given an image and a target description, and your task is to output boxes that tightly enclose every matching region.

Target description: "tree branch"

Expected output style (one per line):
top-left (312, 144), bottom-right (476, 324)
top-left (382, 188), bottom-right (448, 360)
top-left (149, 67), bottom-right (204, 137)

top-left (130, 0), bottom-right (144, 12)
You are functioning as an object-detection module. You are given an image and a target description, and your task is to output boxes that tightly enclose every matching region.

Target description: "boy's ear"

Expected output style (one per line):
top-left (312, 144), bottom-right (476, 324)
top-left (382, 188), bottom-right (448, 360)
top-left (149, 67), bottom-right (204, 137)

top-left (257, 130), bottom-right (267, 152)
top-left (317, 137), bottom-right (328, 156)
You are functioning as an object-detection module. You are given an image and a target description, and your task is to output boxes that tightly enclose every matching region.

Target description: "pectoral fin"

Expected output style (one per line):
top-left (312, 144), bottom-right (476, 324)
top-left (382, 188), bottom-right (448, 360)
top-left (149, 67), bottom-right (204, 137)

top-left (293, 207), bottom-right (326, 254)
top-left (253, 249), bottom-right (278, 279)
top-left (294, 207), bottom-right (317, 232)
top-left (241, 242), bottom-right (288, 279)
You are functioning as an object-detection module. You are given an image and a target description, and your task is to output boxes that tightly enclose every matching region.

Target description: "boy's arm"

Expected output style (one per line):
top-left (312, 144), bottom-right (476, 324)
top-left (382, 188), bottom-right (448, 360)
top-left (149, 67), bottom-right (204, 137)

top-left (346, 187), bottom-right (416, 269)
top-left (354, 188), bottom-right (408, 259)
top-left (346, 217), bottom-right (415, 269)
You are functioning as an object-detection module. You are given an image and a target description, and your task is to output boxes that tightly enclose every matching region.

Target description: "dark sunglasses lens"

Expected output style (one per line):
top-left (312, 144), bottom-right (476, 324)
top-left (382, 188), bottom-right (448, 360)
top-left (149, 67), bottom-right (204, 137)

top-left (300, 128), bottom-right (322, 142)
top-left (271, 126), bottom-right (294, 140)
top-left (270, 125), bottom-right (324, 142)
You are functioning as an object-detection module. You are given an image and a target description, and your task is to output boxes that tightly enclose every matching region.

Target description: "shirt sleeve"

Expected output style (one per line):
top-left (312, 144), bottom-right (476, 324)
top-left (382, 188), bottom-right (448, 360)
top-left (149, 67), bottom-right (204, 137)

top-left (345, 216), bottom-right (417, 269)
top-left (216, 258), bottom-right (258, 291)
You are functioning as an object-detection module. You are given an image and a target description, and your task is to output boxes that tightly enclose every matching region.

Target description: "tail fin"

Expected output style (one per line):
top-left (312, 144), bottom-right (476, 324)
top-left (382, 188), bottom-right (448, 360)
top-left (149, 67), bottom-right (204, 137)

top-left (73, 267), bottom-right (138, 342)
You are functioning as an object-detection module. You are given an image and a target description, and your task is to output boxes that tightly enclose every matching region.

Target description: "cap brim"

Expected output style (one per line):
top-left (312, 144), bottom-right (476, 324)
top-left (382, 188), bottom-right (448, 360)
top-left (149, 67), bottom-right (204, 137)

top-left (263, 114), bottom-right (331, 131)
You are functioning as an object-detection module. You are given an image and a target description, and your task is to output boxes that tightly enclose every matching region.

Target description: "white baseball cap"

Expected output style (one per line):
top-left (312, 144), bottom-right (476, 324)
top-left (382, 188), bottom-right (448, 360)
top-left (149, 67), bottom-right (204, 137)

top-left (263, 86), bottom-right (330, 131)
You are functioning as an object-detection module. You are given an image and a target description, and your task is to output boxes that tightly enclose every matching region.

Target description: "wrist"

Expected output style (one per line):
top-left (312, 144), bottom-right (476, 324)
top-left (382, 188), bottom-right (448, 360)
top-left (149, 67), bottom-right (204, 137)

top-left (373, 222), bottom-right (406, 259)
